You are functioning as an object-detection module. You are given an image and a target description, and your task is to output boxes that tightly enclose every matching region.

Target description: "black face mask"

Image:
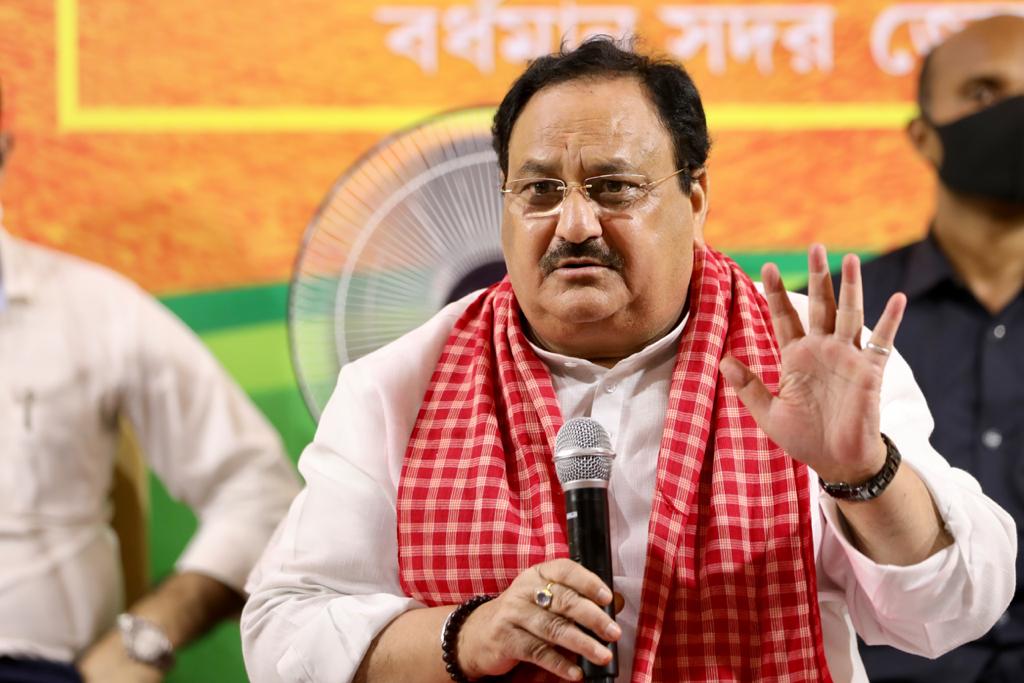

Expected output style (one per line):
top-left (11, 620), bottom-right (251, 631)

top-left (930, 95), bottom-right (1024, 204)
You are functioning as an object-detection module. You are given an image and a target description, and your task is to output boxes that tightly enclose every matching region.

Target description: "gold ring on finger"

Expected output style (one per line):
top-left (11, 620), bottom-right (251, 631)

top-left (533, 581), bottom-right (556, 609)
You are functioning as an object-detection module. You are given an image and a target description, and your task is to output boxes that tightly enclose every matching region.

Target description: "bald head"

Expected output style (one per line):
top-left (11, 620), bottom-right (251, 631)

top-left (919, 15), bottom-right (1024, 124)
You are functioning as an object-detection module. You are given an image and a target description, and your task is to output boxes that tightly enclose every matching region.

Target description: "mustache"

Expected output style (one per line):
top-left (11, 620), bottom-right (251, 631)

top-left (538, 240), bottom-right (625, 276)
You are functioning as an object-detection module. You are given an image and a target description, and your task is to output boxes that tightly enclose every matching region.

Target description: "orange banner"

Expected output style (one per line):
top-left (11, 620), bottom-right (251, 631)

top-left (1, 0), bottom-right (1020, 293)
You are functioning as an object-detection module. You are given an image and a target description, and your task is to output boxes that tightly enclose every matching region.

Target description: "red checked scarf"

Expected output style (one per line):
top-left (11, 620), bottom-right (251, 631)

top-left (397, 247), bottom-right (833, 682)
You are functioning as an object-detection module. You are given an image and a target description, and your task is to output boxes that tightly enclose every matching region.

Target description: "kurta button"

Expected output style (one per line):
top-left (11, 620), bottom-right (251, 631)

top-left (605, 384), bottom-right (617, 393)
top-left (993, 324), bottom-right (1007, 340)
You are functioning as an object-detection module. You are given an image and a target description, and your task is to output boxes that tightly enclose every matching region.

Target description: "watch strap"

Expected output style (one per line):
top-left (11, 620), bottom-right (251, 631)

top-left (819, 433), bottom-right (902, 502)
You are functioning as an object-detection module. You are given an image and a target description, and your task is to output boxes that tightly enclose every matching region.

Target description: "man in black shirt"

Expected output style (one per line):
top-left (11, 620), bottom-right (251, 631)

top-left (848, 14), bottom-right (1024, 683)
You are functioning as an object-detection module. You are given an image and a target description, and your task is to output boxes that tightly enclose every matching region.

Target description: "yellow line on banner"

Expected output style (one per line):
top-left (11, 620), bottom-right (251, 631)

top-left (54, 0), bottom-right (916, 133)
top-left (55, 0), bottom-right (79, 131)
top-left (63, 106), bottom-right (448, 132)
top-left (57, 103), bottom-right (918, 134)
top-left (710, 103), bottom-right (917, 130)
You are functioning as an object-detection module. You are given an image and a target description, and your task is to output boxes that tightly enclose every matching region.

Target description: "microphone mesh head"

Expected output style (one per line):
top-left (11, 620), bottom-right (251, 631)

top-left (554, 418), bottom-right (614, 485)
top-left (555, 417), bottom-right (612, 453)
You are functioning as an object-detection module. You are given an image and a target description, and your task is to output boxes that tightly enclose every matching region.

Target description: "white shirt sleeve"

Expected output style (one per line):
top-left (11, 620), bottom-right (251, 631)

top-left (815, 332), bottom-right (1017, 658)
top-left (120, 285), bottom-right (301, 592)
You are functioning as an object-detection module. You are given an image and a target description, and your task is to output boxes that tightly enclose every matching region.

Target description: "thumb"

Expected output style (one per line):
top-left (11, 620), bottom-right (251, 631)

top-left (720, 355), bottom-right (774, 427)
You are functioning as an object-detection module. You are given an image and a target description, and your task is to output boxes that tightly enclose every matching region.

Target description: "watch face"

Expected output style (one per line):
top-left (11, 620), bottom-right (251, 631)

top-left (119, 614), bottom-right (172, 666)
top-left (134, 626), bottom-right (169, 661)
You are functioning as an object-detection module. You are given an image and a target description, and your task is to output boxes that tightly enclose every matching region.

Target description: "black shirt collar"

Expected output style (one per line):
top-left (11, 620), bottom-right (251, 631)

top-left (901, 230), bottom-right (961, 300)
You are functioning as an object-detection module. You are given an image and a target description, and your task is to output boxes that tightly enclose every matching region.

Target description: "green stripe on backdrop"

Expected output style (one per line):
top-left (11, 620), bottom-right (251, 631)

top-left (202, 322), bottom-right (299, 394)
top-left (730, 250), bottom-right (868, 289)
top-left (148, 249), bottom-right (871, 682)
top-left (161, 283), bottom-right (289, 334)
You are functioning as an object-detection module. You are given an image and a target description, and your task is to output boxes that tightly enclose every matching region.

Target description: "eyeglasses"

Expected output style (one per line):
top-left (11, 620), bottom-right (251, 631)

top-left (500, 168), bottom-right (690, 218)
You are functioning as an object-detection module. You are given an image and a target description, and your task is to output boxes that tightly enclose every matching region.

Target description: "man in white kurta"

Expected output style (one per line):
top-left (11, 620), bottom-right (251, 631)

top-left (242, 289), bottom-right (1015, 683)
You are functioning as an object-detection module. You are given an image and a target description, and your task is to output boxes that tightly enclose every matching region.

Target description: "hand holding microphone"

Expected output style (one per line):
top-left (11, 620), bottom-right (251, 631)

top-left (453, 418), bottom-right (620, 681)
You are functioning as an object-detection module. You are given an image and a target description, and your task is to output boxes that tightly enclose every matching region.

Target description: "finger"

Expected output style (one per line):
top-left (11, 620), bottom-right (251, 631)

top-left (720, 356), bottom-right (774, 427)
top-left (537, 559), bottom-right (612, 606)
top-left (509, 628), bottom-right (584, 681)
top-left (523, 604), bottom-right (615, 667)
top-left (760, 262), bottom-right (805, 347)
top-left (864, 293), bottom-right (907, 366)
top-left (806, 243), bottom-right (837, 335)
top-left (536, 581), bottom-right (621, 644)
top-left (835, 253), bottom-right (865, 344)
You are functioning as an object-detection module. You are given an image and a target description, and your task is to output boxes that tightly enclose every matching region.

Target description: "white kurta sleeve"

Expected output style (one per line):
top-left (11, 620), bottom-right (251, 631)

top-left (241, 298), bottom-right (467, 683)
top-left (241, 360), bottom-right (422, 683)
top-left (120, 285), bottom-right (300, 592)
top-left (816, 331), bottom-right (1017, 658)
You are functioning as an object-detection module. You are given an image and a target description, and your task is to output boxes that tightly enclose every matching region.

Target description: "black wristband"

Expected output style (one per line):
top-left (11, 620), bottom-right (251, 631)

top-left (819, 433), bottom-right (902, 501)
top-left (440, 594), bottom-right (496, 682)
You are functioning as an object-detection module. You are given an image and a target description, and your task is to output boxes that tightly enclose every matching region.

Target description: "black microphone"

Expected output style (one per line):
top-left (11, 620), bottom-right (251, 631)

top-left (554, 417), bottom-right (618, 682)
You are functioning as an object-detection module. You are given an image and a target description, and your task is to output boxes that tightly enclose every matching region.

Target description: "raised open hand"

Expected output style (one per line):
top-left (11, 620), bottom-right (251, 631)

top-left (720, 244), bottom-right (906, 483)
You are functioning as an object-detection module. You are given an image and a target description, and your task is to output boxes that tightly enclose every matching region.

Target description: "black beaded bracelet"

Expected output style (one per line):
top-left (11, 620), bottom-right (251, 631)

top-left (440, 594), bottom-right (495, 683)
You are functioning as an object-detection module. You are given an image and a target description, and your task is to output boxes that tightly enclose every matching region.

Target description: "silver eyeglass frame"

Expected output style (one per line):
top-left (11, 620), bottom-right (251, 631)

top-left (499, 167), bottom-right (695, 217)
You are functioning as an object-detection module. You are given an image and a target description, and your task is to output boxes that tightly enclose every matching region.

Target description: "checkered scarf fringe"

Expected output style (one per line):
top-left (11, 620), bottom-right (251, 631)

top-left (397, 247), bottom-right (832, 682)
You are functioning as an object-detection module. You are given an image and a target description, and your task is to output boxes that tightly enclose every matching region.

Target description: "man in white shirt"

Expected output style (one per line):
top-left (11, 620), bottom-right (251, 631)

top-left (241, 39), bottom-right (1016, 682)
top-left (0, 95), bottom-right (300, 681)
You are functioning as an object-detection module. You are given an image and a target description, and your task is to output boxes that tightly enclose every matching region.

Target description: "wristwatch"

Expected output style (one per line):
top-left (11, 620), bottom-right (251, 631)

top-left (117, 613), bottom-right (176, 671)
top-left (818, 433), bottom-right (902, 502)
